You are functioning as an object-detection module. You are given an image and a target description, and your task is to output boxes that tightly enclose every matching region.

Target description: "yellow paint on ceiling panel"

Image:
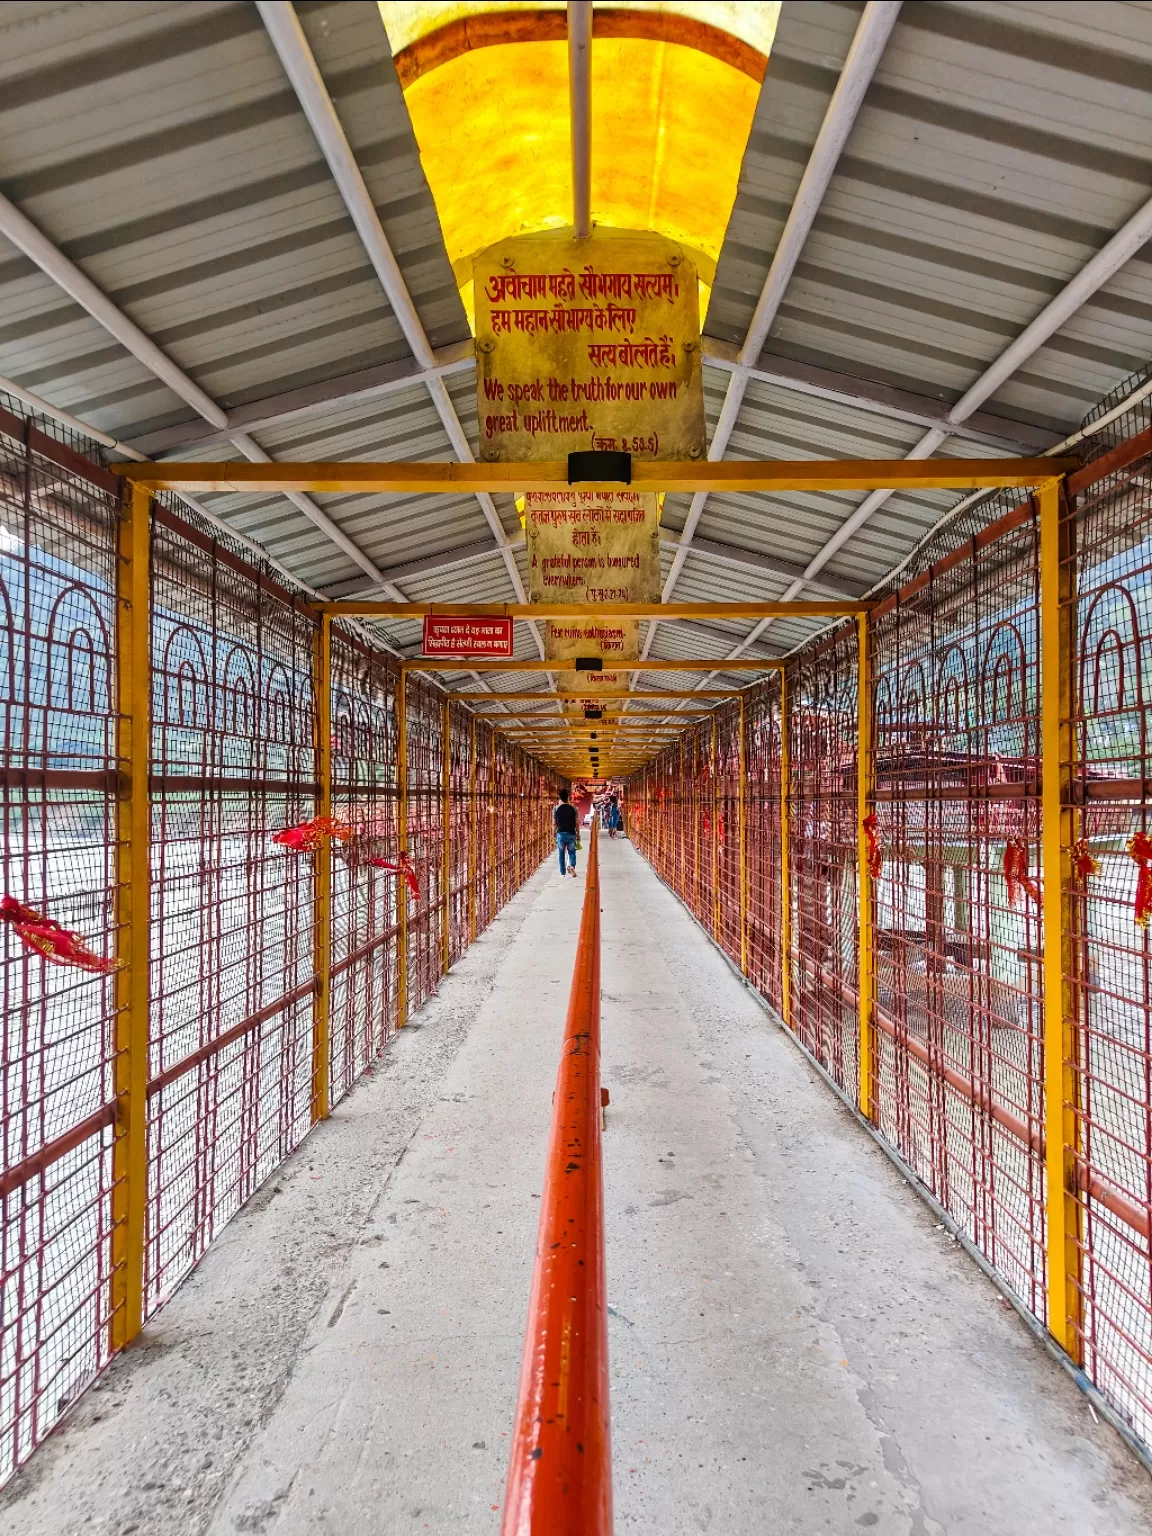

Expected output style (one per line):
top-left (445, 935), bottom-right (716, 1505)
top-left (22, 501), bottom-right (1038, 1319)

top-left (382, 2), bottom-right (779, 59)
top-left (390, 36), bottom-right (760, 320)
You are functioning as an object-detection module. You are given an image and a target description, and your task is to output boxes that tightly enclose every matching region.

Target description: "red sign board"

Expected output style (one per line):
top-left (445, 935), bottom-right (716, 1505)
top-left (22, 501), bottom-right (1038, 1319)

top-left (421, 616), bottom-right (514, 658)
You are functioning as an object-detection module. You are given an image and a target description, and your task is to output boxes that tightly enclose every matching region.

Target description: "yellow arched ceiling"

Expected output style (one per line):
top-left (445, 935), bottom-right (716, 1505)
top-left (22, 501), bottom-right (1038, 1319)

top-left (378, 2), bottom-right (779, 326)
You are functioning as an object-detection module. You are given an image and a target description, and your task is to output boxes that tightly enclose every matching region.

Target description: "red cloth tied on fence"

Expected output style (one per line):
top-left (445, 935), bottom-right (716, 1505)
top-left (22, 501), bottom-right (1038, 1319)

top-left (1071, 838), bottom-right (1099, 880)
top-left (272, 815), bottom-right (354, 852)
top-left (862, 813), bottom-right (883, 879)
top-left (0, 895), bottom-right (119, 973)
top-left (369, 854), bottom-right (420, 899)
top-left (1128, 832), bottom-right (1152, 927)
top-left (1004, 840), bottom-right (1041, 908)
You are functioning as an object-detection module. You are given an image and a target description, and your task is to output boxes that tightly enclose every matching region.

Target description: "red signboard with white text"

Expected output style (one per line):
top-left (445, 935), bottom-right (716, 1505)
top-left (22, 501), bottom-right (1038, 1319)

top-left (422, 616), bottom-right (514, 658)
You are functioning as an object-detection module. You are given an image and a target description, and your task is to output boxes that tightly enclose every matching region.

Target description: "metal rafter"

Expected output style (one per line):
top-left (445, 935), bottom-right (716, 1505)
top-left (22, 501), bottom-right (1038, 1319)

top-left (117, 340), bottom-right (1057, 461)
top-left (256, 0), bottom-right (545, 661)
top-left (740, 182), bottom-right (1152, 657)
top-left (0, 187), bottom-right (403, 604)
top-left (649, 0), bottom-right (904, 647)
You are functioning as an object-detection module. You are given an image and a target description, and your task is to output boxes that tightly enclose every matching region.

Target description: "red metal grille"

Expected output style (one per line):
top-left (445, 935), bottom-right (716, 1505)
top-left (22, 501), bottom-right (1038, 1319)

top-left (715, 707), bottom-right (742, 963)
top-left (1069, 421), bottom-right (1152, 1443)
top-left (0, 413), bottom-right (120, 1482)
top-left (790, 624), bottom-right (860, 1101)
top-left (871, 496), bottom-right (1046, 1319)
top-left (147, 509), bottom-right (319, 1309)
top-left (405, 675), bottom-right (446, 1014)
top-left (330, 629), bottom-right (397, 1102)
top-left (446, 705), bottom-right (474, 966)
top-left (746, 678), bottom-right (783, 1014)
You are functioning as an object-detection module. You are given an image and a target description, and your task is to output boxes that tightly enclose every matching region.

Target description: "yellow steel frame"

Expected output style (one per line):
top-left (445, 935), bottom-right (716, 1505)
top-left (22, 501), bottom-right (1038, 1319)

top-left (396, 670), bottom-right (409, 1029)
top-left (857, 612), bottom-right (874, 1122)
top-left (451, 690), bottom-right (742, 700)
top-left (104, 455), bottom-right (1092, 1376)
top-left (323, 600), bottom-right (866, 620)
top-left (404, 658), bottom-right (782, 673)
top-left (111, 482), bottom-right (151, 1351)
top-left (113, 456), bottom-right (1077, 497)
top-left (464, 710), bottom-right (716, 719)
top-left (312, 613), bottom-right (332, 1122)
top-left (1039, 478), bottom-right (1082, 1360)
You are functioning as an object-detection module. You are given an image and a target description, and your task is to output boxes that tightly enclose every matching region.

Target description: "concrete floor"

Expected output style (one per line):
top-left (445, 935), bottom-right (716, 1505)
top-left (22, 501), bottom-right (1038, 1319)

top-left (5, 839), bottom-right (1152, 1534)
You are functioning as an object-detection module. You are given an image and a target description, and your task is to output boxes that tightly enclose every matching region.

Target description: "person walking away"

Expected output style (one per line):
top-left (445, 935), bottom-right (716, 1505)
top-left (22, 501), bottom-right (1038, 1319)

top-left (554, 788), bottom-right (579, 877)
top-left (606, 794), bottom-right (623, 839)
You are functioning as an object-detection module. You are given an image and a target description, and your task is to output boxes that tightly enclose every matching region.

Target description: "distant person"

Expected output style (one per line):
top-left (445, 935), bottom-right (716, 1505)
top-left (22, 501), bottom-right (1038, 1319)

top-left (553, 789), bottom-right (579, 878)
top-left (606, 794), bottom-right (624, 839)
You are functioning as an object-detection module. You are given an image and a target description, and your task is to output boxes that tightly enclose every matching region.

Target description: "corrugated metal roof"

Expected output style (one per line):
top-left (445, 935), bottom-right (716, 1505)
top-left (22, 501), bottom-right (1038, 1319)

top-left (3, 0), bottom-right (1152, 768)
top-left (711, 0), bottom-right (1152, 432)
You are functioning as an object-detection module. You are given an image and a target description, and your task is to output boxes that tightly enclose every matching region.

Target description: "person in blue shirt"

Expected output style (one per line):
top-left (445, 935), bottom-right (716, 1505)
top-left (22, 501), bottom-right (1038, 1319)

top-left (606, 794), bottom-right (623, 838)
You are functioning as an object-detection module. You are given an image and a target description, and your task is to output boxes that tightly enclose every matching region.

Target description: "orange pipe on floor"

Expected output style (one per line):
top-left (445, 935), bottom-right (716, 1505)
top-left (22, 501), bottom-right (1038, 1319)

top-left (502, 821), bottom-right (611, 1536)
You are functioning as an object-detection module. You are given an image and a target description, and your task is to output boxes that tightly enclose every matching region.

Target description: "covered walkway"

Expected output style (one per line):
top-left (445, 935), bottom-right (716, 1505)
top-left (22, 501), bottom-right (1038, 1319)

top-left (6, 839), bottom-right (1150, 1536)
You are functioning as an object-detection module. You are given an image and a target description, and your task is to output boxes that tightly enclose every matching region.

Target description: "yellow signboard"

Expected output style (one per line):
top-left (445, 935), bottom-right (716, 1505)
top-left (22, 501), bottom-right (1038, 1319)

top-left (524, 487), bottom-right (659, 692)
top-left (474, 228), bottom-right (705, 463)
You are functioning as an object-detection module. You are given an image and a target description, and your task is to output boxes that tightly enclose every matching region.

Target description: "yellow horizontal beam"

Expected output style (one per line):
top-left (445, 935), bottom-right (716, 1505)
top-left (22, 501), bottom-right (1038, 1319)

top-left (453, 689), bottom-right (740, 700)
top-left (325, 599), bottom-right (866, 619)
top-left (496, 732), bottom-right (692, 739)
top-left (464, 710), bottom-right (713, 720)
top-left (407, 657), bottom-right (780, 673)
top-left (500, 728), bottom-right (691, 734)
top-left (113, 458), bottom-right (1074, 495)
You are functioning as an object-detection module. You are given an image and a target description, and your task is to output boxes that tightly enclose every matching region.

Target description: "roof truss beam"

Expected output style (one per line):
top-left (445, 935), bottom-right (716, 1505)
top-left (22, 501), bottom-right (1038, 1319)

top-left (701, 342), bottom-right (1061, 453)
top-left (319, 600), bottom-right (867, 619)
top-left (256, 0), bottom-right (542, 655)
top-left (654, 0), bottom-right (904, 627)
top-left (117, 339), bottom-right (1061, 462)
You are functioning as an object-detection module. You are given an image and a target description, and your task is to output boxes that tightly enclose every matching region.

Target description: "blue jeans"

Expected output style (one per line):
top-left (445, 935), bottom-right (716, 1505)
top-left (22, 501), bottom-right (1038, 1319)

top-left (556, 831), bottom-right (577, 872)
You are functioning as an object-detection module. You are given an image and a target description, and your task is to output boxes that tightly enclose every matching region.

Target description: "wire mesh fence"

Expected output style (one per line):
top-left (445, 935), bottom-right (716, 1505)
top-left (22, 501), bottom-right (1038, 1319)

top-left (629, 374), bottom-right (1152, 1460)
top-left (0, 406), bottom-right (561, 1486)
top-left (0, 406), bottom-right (120, 1482)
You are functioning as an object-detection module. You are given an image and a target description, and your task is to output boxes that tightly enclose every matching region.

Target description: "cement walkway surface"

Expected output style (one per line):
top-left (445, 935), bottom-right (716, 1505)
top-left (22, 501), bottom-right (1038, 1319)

top-left (5, 839), bottom-right (1152, 1534)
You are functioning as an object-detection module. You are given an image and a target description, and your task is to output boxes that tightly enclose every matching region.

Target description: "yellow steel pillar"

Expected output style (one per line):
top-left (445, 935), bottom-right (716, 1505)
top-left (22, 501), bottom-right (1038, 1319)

top-left (112, 482), bottom-right (152, 1350)
top-left (441, 696), bottom-right (451, 977)
top-left (1039, 476), bottom-right (1082, 1360)
top-left (396, 670), bottom-right (409, 1028)
top-left (468, 716), bottom-right (478, 944)
top-left (711, 715), bottom-right (720, 941)
top-left (780, 668), bottom-right (793, 1029)
top-left (857, 613), bottom-right (875, 1121)
top-left (739, 696), bottom-right (749, 975)
top-left (311, 612), bottom-right (332, 1121)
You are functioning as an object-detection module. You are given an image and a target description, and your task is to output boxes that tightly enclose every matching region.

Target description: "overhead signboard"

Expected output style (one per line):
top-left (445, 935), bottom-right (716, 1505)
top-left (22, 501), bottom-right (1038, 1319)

top-left (523, 486), bottom-right (659, 695)
top-left (421, 616), bottom-right (514, 658)
top-left (474, 228), bottom-right (705, 464)
top-left (473, 227), bottom-right (699, 706)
